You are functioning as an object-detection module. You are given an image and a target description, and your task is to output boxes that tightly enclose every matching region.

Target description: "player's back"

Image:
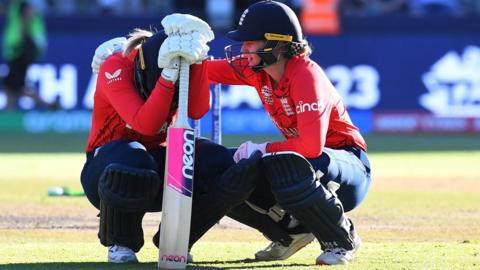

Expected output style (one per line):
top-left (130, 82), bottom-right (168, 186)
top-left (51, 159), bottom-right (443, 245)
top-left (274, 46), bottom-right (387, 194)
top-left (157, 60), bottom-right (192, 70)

top-left (86, 53), bottom-right (169, 152)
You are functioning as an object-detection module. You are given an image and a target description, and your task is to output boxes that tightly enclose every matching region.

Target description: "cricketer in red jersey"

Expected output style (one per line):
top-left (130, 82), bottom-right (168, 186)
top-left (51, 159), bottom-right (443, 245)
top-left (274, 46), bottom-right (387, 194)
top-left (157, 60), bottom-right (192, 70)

top-left (81, 27), bottom-right (256, 264)
top-left (86, 50), bottom-right (209, 153)
top-left (209, 0), bottom-right (372, 266)
top-left (207, 55), bottom-right (366, 158)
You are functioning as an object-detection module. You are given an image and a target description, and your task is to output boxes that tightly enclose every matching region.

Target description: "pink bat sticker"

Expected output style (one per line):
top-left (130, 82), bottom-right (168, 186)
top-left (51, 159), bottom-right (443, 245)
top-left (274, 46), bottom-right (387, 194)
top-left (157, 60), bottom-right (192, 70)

top-left (166, 128), bottom-right (194, 197)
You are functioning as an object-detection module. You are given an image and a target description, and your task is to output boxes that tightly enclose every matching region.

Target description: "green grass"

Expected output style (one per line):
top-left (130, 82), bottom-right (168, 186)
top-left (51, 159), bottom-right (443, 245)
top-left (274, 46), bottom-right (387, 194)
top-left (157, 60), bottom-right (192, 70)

top-left (1, 136), bottom-right (480, 269)
top-left (0, 241), bottom-right (479, 270)
top-left (1, 133), bottom-right (480, 153)
top-left (369, 151), bottom-right (480, 180)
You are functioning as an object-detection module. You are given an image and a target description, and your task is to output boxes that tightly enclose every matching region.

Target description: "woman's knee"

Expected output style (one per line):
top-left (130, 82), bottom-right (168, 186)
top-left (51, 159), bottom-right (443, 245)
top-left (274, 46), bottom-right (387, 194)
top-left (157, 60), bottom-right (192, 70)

top-left (195, 139), bottom-right (235, 177)
top-left (81, 140), bottom-right (158, 208)
top-left (102, 141), bottom-right (158, 170)
top-left (337, 176), bottom-right (371, 212)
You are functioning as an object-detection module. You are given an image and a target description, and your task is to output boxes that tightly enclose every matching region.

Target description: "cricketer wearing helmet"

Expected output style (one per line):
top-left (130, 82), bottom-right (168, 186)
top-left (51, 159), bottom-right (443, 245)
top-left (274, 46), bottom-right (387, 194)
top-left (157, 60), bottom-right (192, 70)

top-left (207, 0), bottom-right (372, 266)
top-left (82, 15), bottom-right (265, 264)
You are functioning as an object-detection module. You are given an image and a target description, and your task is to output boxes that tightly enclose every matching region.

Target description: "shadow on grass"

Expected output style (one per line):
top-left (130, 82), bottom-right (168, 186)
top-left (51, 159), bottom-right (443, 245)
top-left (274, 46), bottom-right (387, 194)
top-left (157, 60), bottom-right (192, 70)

top-left (0, 262), bottom-right (153, 270)
top-left (191, 258), bottom-right (311, 269)
top-left (0, 260), bottom-right (311, 269)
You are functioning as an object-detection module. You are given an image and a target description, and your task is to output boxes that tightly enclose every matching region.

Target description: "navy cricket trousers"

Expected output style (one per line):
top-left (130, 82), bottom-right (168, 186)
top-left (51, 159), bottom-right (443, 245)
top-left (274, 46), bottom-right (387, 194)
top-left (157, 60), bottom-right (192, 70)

top-left (80, 138), bottom-right (234, 211)
top-left (310, 146), bottom-right (372, 212)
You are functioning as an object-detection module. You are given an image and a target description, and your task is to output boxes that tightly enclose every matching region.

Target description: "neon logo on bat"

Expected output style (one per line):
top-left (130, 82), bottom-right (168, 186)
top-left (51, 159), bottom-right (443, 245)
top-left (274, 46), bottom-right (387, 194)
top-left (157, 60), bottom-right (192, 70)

top-left (161, 254), bottom-right (187, 263)
top-left (166, 129), bottom-right (194, 197)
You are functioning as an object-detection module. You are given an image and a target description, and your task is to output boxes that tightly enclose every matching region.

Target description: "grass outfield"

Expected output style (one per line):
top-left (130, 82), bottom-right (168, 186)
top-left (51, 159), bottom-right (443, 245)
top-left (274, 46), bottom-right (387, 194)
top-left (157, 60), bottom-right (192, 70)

top-left (0, 133), bottom-right (480, 152)
top-left (0, 241), bottom-right (478, 270)
top-left (0, 135), bottom-right (479, 269)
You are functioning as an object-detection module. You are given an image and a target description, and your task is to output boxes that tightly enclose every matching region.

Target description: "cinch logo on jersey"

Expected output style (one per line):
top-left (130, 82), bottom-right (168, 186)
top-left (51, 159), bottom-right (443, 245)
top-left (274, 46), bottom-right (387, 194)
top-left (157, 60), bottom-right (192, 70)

top-left (105, 69), bottom-right (122, 84)
top-left (161, 254), bottom-right (186, 263)
top-left (182, 129), bottom-right (195, 181)
top-left (296, 100), bottom-right (322, 114)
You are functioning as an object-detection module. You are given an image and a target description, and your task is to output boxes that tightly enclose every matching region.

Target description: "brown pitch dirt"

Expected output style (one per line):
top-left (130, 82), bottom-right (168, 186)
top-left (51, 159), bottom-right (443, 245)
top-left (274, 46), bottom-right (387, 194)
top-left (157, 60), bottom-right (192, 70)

top-left (1, 175), bottom-right (479, 244)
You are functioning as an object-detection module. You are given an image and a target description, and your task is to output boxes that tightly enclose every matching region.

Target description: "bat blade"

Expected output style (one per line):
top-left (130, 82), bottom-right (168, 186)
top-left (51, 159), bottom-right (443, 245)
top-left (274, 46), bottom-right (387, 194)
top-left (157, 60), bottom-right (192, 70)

top-left (158, 126), bottom-right (195, 269)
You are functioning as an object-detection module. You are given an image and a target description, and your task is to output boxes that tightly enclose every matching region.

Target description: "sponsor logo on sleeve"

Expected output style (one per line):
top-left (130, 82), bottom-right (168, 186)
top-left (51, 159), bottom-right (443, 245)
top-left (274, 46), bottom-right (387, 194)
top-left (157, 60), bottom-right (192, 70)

top-left (105, 68), bottom-right (122, 84)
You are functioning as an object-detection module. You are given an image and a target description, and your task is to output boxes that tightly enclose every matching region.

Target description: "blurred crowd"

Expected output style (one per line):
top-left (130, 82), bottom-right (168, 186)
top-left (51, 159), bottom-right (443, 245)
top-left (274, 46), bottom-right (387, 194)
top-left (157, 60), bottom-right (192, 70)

top-left (0, 0), bottom-right (478, 111)
top-left (341, 0), bottom-right (480, 16)
top-left (0, 0), bottom-right (479, 18)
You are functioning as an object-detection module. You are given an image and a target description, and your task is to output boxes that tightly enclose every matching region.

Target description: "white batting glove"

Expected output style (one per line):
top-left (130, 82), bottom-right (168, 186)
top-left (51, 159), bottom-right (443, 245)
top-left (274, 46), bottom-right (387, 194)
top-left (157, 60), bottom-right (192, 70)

top-left (158, 13), bottom-right (214, 67)
top-left (160, 57), bottom-right (180, 83)
top-left (233, 141), bottom-right (268, 163)
top-left (157, 32), bottom-right (211, 67)
top-left (161, 13), bottom-right (214, 41)
top-left (91, 37), bottom-right (126, 74)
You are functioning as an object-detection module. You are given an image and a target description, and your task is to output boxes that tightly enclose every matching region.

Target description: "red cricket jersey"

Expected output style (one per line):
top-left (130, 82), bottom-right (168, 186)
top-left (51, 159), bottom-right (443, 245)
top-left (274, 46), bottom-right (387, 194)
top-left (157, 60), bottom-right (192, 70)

top-left (86, 51), bottom-right (210, 153)
top-left (207, 55), bottom-right (367, 158)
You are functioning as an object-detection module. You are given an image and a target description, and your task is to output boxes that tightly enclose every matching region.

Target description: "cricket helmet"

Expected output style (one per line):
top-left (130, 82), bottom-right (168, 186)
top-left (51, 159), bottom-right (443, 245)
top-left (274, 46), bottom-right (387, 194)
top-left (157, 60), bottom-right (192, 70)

top-left (224, 0), bottom-right (306, 77)
top-left (226, 0), bottom-right (303, 43)
top-left (133, 31), bottom-right (168, 100)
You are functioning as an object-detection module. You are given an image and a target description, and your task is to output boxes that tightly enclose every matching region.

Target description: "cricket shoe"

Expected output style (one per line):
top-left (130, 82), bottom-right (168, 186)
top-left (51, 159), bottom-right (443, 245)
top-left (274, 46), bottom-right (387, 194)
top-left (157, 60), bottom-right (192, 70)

top-left (315, 231), bottom-right (362, 265)
top-left (255, 233), bottom-right (315, 261)
top-left (108, 245), bottom-right (138, 263)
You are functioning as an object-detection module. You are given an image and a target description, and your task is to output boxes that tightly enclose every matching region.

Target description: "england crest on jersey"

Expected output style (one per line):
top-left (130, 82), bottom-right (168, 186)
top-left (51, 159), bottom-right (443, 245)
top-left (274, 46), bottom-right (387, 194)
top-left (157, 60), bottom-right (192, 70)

top-left (261, 85), bottom-right (274, 105)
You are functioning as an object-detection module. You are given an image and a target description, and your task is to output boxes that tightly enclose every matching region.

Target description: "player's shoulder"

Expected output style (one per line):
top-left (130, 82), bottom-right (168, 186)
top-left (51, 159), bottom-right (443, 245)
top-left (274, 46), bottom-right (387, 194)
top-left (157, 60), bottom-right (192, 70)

top-left (100, 53), bottom-right (132, 73)
top-left (286, 55), bottom-right (322, 81)
top-left (292, 55), bottom-right (322, 70)
top-left (97, 53), bottom-right (132, 84)
top-left (96, 53), bottom-right (133, 88)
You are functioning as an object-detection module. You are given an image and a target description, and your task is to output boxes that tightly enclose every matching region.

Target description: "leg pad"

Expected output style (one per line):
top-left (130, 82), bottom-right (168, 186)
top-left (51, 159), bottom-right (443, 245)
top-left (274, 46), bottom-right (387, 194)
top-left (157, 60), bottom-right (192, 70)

top-left (98, 163), bottom-right (160, 211)
top-left (263, 152), bottom-right (356, 250)
top-left (98, 200), bottom-right (145, 252)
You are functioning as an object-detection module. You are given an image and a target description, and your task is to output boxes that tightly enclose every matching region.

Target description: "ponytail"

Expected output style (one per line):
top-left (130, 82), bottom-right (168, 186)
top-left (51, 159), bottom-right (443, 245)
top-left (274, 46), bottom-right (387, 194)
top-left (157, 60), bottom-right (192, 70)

top-left (122, 28), bottom-right (153, 57)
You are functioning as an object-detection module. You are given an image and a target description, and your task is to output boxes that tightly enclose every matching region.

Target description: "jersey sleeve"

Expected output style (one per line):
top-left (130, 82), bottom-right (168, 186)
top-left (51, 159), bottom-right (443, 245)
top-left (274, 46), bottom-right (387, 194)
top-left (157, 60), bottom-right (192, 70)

top-left (207, 59), bottom-right (255, 86)
top-left (266, 67), bottom-right (333, 158)
top-left (97, 56), bottom-right (175, 136)
top-left (188, 61), bottom-right (210, 119)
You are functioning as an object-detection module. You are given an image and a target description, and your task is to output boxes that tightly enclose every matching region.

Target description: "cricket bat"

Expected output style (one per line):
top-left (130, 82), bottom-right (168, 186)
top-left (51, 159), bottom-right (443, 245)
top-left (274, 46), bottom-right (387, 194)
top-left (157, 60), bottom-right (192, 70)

top-left (158, 58), bottom-right (195, 269)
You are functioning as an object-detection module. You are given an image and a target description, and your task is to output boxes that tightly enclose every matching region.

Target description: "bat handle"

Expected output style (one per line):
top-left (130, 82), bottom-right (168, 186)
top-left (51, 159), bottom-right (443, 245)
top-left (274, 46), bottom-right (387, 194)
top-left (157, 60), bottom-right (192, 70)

top-left (177, 58), bottom-right (190, 128)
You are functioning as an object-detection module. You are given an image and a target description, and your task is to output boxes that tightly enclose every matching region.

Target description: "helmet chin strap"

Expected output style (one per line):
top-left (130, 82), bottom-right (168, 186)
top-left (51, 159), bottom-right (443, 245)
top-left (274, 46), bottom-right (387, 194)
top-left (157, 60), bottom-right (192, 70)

top-left (251, 61), bottom-right (267, 72)
top-left (251, 40), bottom-right (286, 72)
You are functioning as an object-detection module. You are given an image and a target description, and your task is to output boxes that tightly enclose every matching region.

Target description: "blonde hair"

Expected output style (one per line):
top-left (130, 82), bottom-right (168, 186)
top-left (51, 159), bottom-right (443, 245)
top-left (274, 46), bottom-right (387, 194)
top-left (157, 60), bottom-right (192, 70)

top-left (284, 39), bottom-right (312, 58)
top-left (122, 28), bottom-right (153, 57)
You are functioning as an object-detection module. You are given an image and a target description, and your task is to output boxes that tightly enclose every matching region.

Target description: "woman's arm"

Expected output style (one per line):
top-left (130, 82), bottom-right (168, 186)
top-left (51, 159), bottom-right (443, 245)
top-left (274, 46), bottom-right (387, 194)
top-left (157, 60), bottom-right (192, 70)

top-left (98, 56), bottom-right (176, 136)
